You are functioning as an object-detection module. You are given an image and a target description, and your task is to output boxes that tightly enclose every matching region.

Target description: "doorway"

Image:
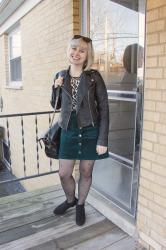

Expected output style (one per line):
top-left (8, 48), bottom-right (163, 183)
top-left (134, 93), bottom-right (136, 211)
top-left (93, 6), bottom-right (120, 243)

top-left (81, 0), bottom-right (146, 217)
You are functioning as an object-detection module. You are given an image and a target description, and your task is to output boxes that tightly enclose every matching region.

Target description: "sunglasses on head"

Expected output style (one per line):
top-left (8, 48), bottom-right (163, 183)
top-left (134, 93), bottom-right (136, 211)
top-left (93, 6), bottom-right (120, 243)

top-left (72, 35), bottom-right (92, 43)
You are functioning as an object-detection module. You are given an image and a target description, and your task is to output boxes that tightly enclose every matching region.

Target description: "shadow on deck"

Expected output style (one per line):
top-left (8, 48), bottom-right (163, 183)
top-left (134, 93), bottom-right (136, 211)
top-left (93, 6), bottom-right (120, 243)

top-left (0, 185), bottom-right (146, 250)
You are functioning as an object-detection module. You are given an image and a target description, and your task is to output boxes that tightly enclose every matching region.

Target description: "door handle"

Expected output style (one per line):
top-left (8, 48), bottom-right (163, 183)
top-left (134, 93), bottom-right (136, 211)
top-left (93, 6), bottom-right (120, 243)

top-left (0, 96), bottom-right (3, 112)
top-left (137, 79), bottom-right (143, 94)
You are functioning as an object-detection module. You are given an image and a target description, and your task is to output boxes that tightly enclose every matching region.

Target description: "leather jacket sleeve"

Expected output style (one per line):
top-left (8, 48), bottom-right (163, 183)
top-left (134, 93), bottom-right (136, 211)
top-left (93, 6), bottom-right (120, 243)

top-left (93, 71), bottom-right (109, 147)
top-left (50, 71), bottom-right (65, 109)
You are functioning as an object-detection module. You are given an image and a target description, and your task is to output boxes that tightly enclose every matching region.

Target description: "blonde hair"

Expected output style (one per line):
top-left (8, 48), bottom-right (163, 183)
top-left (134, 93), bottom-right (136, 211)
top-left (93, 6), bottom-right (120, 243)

top-left (67, 37), bottom-right (94, 71)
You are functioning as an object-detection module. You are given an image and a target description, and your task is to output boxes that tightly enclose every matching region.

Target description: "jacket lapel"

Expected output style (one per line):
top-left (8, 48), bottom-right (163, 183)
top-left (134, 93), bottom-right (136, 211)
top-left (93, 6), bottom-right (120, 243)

top-left (76, 70), bottom-right (93, 113)
top-left (61, 67), bottom-right (94, 113)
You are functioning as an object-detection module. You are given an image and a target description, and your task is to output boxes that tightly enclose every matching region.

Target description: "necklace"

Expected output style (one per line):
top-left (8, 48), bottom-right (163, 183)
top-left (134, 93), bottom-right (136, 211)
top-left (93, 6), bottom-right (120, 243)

top-left (69, 69), bottom-right (82, 78)
top-left (71, 76), bottom-right (80, 80)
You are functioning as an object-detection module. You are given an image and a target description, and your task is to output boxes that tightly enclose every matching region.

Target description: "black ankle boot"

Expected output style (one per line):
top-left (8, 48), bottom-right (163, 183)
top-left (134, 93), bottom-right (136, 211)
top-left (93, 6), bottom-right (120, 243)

top-left (53, 198), bottom-right (78, 215)
top-left (76, 204), bottom-right (86, 226)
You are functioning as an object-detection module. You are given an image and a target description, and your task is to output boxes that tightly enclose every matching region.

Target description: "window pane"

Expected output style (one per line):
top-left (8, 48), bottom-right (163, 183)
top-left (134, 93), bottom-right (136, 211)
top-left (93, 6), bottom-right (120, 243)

top-left (108, 100), bottom-right (136, 160)
top-left (93, 158), bottom-right (133, 209)
top-left (90, 0), bottom-right (140, 91)
top-left (10, 29), bottom-right (21, 59)
top-left (10, 57), bottom-right (22, 81)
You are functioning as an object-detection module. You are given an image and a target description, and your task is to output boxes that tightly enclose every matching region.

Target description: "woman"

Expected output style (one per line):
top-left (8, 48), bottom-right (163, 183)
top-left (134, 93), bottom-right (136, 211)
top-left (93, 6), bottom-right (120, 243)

top-left (51, 35), bottom-right (109, 226)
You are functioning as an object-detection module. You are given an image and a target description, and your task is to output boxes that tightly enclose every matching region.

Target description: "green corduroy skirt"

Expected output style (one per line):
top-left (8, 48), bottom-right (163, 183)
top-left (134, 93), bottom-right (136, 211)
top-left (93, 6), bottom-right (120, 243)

top-left (59, 111), bottom-right (109, 160)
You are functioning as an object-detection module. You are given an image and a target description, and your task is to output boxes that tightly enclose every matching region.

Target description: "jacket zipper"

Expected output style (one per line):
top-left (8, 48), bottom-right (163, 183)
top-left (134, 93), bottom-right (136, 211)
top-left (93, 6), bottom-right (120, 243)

top-left (61, 86), bottom-right (72, 130)
top-left (88, 90), bottom-right (94, 127)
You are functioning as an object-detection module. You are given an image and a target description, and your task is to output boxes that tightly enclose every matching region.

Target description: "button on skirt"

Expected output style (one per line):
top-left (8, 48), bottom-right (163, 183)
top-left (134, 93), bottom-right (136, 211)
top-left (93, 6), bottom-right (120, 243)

top-left (59, 111), bottom-right (109, 160)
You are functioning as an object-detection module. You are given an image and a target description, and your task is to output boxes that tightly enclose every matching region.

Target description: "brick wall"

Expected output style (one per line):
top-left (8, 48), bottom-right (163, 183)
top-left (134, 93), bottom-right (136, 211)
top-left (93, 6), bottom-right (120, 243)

top-left (0, 0), bottom-right (80, 190)
top-left (0, 0), bottom-right (79, 114)
top-left (137, 1), bottom-right (166, 249)
top-left (73, 0), bottom-right (80, 34)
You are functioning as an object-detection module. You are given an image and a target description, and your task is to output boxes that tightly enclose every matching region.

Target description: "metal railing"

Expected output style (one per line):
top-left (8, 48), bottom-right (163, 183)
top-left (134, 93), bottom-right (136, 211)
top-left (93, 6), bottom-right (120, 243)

top-left (0, 110), bottom-right (59, 184)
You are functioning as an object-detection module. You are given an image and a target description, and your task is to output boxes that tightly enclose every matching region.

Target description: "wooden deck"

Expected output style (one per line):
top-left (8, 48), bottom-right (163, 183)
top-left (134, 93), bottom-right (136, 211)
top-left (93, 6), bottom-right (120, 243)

top-left (0, 185), bottom-right (146, 250)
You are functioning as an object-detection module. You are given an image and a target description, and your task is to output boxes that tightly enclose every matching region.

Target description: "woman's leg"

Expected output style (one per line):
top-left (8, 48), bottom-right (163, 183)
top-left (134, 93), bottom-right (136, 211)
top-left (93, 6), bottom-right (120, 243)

top-left (59, 159), bottom-right (76, 202)
top-left (76, 160), bottom-right (95, 226)
top-left (53, 159), bottom-right (76, 215)
top-left (78, 160), bottom-right (95, 204)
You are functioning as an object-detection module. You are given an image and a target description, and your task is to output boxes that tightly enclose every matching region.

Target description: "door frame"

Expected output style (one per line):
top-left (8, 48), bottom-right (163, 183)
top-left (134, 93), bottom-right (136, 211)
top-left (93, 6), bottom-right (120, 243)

top-left (80, 0), bottom-right (146, 219)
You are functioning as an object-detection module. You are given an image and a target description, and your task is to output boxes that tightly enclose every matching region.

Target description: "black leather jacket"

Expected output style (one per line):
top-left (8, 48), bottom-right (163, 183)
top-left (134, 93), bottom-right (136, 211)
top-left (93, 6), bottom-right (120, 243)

top-left (51, 67), bottom-right (109, 146)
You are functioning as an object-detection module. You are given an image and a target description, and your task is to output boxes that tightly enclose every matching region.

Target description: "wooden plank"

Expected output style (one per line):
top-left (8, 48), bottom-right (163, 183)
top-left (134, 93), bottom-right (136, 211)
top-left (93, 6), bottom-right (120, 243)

top-left (66, 227), bottom-right (127, 250)
top-left (0, 204), bottom-right (97, 244)
top-left (135, 245), bottom-right (147, 250)
top-left (27, 219), bottom-right (116, 250)
top-left (54, 219), bottom-right (116, 250)
top-left (0, 195), bottom-right (66, 232)
top-left (0, 193), bottom-right (65, 227)
top-left (0, 188), bottom-right (64, 215)
top-left (0, 196), bottom-right (97, 232)
top-left (0, 185), bottom-right (61, 205)
top-left (0, 210), bottom-right (106, 250)
top-left (101, 236), bottom-right (142, 250)
top-left (27, 241), bottom-right (59, 250)
top-left (0, 185), bottom-right (146, 250)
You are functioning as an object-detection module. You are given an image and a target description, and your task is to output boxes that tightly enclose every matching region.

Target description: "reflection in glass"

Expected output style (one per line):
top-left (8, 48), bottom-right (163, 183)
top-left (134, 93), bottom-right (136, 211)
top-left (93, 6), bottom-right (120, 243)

top-left (108, 100), bottom-right (136, 160)
top-left (10, 30), bottom-right (21, 59)
top-left (9, 28), bottom-right (22, 81)
top-left (90, 0), bottom-right (141, 91)
top-left (93, 158), bottom-right (133, 210)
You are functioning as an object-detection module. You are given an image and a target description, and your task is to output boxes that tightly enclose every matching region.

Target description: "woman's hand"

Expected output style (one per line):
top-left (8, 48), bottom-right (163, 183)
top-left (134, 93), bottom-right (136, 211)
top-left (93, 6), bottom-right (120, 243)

top-left (54, 76), bottom-right (64, 88)
top-left (96, 145), bottom-right (107, 155)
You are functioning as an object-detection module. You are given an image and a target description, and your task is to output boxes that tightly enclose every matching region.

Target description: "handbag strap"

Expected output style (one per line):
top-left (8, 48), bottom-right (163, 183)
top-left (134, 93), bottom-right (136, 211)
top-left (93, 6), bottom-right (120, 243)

top-left (49, 87), bottom-right (60, 128)
top-left (49, 70), bottom-right (67, 128)
top-left (38, 86), bottom-right (61, 146)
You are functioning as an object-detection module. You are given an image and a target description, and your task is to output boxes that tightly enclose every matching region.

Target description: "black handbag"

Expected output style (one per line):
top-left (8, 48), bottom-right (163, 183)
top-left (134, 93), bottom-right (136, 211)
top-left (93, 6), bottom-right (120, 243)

top-left (38, 87), bottom-right (61, 159)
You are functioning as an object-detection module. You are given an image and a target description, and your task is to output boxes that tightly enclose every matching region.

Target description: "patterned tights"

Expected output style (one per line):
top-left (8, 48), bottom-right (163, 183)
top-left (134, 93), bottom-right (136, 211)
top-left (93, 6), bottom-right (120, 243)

top-left (59, 159), bottom-right (95, 205)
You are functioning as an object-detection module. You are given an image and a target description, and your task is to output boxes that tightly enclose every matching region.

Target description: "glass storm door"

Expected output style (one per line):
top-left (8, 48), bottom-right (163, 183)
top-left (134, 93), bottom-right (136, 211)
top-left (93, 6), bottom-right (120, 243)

top-left (82, 0), bottom-right (146, 217)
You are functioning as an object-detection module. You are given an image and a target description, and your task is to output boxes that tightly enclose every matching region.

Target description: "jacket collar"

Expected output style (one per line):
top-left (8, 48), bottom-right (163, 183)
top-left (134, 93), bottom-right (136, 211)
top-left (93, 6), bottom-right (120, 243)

top-left (62, 66), bottom-right (93, 99)
top-left (66, 65), bottom-right (92, 77)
